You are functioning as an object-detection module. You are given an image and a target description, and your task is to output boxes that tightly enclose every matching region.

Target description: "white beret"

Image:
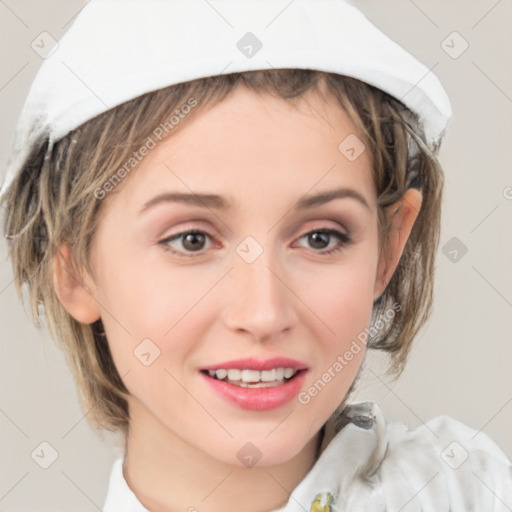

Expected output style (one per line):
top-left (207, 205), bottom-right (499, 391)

top-left (0, 0), bottom-right (452, 199)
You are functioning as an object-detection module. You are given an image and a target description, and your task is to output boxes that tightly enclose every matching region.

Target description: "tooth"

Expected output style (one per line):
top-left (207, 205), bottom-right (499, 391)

top-left (241, 370), bottom-right (261, 383)
top-left (260, 369), bottom-right (276, 382)
top-left (230, 379), bottom-right (288, 388)
top-left (217, 368), bottom-right (299, 386)
top-left (227, 369), bottom-right (241, 380)
top-left (216, 369), bottom-right (228, 380)
top-left (284, 368), bottom-right (296, 379)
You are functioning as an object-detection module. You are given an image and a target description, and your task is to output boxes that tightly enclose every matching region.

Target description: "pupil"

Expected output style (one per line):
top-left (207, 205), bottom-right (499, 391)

top-left (309, 232), bottom-right (329, 249)
top-left (184, 232), bottom-right (205, 251)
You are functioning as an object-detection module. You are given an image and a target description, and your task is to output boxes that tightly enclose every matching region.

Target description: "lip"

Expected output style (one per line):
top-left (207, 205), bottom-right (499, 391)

top-left (200, 369), bottom-right (308, 411)
top-left (200, 357), bottom-right (308, 372)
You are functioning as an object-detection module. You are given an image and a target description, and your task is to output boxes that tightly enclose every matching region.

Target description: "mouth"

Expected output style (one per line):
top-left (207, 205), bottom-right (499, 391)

top-left (199, 357), bottom-right (309, 410)
top-left (200, 367), bottom-right (304, 388)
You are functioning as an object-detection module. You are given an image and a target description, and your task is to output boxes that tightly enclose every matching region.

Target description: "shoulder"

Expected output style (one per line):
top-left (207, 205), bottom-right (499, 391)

top-left (387, 413), bottom-right (511, 466)
top-left (308, 402), bottom-right (512, 512)
top-left (371, 408), bottom-right (512, 511)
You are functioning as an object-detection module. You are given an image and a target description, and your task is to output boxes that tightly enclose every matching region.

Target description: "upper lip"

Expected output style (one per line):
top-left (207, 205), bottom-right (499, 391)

top-left (200, 357), bottom-right (308, 371)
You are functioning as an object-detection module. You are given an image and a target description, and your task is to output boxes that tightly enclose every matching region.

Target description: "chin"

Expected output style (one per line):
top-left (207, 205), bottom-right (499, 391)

top-left (220, 428), bottom-right (318, 469)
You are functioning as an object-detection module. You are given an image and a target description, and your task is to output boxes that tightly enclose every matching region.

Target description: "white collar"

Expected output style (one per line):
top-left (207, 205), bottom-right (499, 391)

top-left (102, 401), bottom-right (512, 511)
top-left (102, 402), bottom-right (388, 512)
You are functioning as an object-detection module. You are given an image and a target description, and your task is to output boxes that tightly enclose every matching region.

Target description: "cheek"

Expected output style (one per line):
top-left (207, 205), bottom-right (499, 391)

top-left (305, 270), bottom-right (373, 379)
top-left (300, 246), bottom-right (378, 340)
top-left (296, 278), bottom-right (372, 427)
top-left (93, 247), bottom-right (220, 374)
top-left (295, 246), bottom-right (377, 406)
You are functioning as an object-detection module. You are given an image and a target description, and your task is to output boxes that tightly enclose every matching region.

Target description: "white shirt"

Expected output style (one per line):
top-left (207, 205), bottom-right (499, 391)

top-left (102, 402), bottom-right (512, 511)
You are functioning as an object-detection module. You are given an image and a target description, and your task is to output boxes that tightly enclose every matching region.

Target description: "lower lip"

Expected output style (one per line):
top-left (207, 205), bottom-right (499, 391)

top-left (200, 371), bottom-right (308, 411)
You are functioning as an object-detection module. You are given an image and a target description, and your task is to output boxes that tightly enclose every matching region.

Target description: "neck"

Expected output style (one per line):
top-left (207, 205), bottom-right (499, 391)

top-left (122, 401), bottom-right (324, 512)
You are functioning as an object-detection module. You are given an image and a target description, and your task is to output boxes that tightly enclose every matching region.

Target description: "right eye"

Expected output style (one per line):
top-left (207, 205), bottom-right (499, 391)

top-left (159, 229), bottom-right (216, 257)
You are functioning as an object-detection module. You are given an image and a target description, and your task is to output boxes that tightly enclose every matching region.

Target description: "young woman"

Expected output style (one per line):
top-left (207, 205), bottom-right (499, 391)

top-left (2, 1), bottom-right (510, 510)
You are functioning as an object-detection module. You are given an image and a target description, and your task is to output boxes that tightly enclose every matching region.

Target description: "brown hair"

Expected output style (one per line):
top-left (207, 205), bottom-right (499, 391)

top-left (2, 69), bottom-right (444, 438)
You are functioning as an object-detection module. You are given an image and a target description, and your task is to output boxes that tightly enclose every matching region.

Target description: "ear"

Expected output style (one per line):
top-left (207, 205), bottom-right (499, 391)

top-left (53, 245), bottom-right (101, 324)
top-left (373, 188), bottom-right (423, 301)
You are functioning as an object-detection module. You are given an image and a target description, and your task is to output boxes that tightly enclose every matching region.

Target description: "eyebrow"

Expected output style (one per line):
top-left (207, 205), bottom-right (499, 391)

top-left (139, 187), bottom-right (370, 214)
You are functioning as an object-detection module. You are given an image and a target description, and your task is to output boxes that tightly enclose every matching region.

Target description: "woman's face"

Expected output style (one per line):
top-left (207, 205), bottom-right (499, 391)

top-left (82, 86), bottom-right (387, 466)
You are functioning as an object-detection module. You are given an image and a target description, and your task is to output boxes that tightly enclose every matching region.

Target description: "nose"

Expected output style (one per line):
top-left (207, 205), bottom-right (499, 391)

top-left (221, 247), bottom-right (299, 343)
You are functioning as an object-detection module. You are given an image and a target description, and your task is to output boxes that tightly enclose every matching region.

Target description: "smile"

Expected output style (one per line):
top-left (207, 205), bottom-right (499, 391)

top-left (203, 368), bottom-right (300, 388)
top-left (199, 358), bottom-right (308, 410)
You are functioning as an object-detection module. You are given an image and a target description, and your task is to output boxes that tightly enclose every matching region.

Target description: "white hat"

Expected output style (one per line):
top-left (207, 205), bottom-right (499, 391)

top-left (0, 0), bottom-right (452, 199)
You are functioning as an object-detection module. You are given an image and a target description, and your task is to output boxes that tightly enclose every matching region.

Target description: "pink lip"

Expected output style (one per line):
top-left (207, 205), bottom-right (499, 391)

top-left (199, 357), bottom-right (309, 411)
top-left (200, 357), bottom-right (308, 371)
top-left (200, 370), bottom-right (308, 411)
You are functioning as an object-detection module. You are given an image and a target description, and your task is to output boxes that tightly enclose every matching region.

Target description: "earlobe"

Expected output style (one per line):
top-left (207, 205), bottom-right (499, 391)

top-left (53, 245), bottom-right (101, 324)
top-left (373, 188), bottom-right (423, 301)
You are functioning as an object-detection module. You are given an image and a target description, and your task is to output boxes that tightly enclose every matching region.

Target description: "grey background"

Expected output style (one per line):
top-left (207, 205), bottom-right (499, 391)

top-left (0, 1), bottom-right (511, 510)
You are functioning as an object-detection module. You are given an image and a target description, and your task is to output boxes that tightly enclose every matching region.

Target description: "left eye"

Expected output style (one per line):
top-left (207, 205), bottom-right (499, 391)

top-left (295, 228), bottom-right (352, 254)
top-left (159, 228), bottom-right (352, 257)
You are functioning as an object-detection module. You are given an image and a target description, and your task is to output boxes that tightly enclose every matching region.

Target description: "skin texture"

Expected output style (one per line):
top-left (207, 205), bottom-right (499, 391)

top-left (54, 85), bottom-right (422, 512)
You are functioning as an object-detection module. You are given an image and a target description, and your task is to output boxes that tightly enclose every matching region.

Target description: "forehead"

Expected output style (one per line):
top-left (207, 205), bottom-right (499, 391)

top-left (173, 84), bottom-right (365, 153)
top-left (104, 85), bottom-right (376, 214)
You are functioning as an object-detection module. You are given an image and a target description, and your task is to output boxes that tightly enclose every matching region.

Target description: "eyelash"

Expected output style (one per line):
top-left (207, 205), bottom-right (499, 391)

top-left (158, 228), bottom-right (353, 258)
